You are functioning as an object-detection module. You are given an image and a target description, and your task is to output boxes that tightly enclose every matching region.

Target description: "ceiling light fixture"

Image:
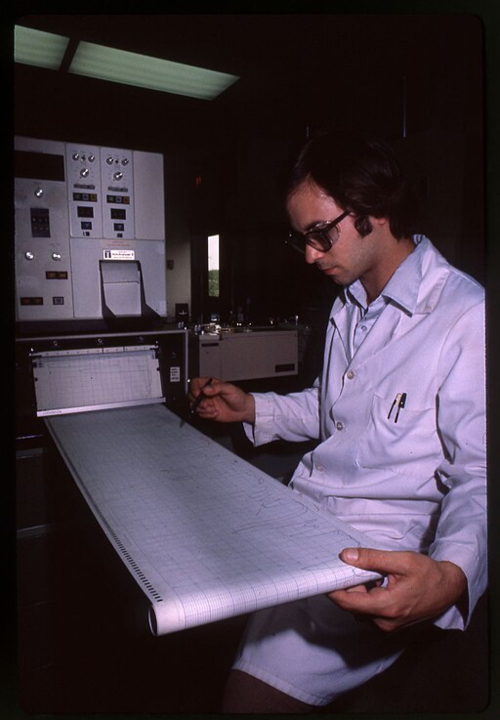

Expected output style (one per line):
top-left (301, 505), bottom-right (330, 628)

top-left (68, 40), bottom-right (239, 100)
top-left (14, 25), bottom-right (70, 70)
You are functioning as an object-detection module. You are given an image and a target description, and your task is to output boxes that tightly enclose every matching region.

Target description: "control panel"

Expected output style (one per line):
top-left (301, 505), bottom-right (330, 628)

top-left (100, 147), bottom-right (135, 239)
top-left (65, 143), bottom-right (103, 238)
top-left (14, 137), bottom-right (167, 324)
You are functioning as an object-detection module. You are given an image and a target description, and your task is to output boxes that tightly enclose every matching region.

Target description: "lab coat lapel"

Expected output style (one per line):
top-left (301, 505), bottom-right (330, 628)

top-left (323, 303), bottom-right (351, 404)
top-left (323, 297), bottom-right (410, 424)
top-left (329, 298), bottom-right (409, 373)
top-left (329, 301), bottom-right (351, 364)
top-left (349, 302), bottom-right (406, 368)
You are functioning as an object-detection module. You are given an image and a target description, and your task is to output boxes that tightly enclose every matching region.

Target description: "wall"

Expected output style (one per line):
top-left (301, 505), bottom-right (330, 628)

top-left (163, 146), bottom-right (192, 320)
top-left (166, 240), bottom-right (191, 320)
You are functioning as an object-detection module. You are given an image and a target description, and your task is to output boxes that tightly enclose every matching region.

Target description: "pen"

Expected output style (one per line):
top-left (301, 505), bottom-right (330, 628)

top-left (387, 392), bottom-right (407, 422)
top-left (190, 377), bottom-right (214, 416)
top-left (394, 392), bottom-right (407, 423)
top-left (387, 393), bottom-right (402, 420)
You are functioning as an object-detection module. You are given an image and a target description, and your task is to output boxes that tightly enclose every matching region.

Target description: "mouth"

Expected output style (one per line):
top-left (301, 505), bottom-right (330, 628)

top-left (317, 264), bottom-right (337, 275)
top-left (317, 264), bottom-right (343, 283)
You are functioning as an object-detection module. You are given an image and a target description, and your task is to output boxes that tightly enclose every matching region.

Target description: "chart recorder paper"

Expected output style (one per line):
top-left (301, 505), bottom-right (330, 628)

top-left (46, 404), bottom-right (385, 636)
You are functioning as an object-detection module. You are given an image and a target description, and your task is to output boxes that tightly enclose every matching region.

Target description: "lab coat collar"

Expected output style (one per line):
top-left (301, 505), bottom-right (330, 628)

top-left (328, 236), bottom-right (451, 367)
top-left (334, 235), bottom-right (446, 321)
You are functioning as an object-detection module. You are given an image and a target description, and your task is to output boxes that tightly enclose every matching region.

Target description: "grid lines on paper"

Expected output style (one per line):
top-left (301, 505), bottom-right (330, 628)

top-left (46, 404), bottom-right (371, 629)
top-left (33, 348), bottom-right (162, 412)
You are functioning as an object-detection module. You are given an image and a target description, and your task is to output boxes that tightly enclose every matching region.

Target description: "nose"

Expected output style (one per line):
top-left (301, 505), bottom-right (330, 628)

top-left (304, 245), bottom-right (325, 265)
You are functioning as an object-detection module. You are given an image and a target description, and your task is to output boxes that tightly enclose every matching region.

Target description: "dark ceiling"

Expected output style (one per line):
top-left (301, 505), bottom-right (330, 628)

top-left (14, 13), bottom-right (484, 146)
top-left (15, 13), bottom-right (479, 83)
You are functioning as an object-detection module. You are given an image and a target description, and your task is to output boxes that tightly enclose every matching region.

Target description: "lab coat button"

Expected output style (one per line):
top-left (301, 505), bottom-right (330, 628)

top-left (346, 370), bottom-right (355, 380)
top-left (336, 421), bottom-right (344, 431)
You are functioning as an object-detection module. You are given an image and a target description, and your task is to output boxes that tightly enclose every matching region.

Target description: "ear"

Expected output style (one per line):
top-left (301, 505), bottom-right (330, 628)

top-left (370, 215), bottom-right (389, 227)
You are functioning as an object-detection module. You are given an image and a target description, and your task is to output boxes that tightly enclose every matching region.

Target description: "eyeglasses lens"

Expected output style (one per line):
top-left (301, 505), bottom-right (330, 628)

top-left (287, 213), bottom-right (348, 254)
top-left (307, 230), bottom-right (335, 251)
top-left (288, 230), bottom-right (328, 253)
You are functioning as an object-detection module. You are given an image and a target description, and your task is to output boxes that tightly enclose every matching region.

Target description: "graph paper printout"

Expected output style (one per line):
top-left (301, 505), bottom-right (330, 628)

top-left (32, 345), bottom-right (164, 416)
top-left (46, 404), bottom-right (382, 635)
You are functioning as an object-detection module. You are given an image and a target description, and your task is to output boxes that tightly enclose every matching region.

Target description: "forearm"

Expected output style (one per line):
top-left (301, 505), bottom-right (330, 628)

top-left (245, 387), bottom-right (321, 446)
top-left (427, 476), bottom-right (486, 628)
top-left (429, 300), bottom-right (487, 625)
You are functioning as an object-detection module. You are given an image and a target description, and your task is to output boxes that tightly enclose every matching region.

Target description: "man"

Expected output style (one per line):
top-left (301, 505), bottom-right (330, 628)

top-left (190, 133), bottom-right (487, 712)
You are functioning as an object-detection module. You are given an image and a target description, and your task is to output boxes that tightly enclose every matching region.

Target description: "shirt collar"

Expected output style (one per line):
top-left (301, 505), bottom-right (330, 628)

top-left (344, 235), bottom-right (426, 316)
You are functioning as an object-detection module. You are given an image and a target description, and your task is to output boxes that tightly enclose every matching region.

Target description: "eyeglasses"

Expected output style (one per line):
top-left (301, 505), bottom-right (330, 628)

top-left (286, 210), bottom-right (350, 254)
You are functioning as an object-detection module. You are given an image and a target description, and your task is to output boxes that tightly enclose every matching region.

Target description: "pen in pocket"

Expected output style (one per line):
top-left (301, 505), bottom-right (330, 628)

top-left (387, 392), bottom-right (407, 422)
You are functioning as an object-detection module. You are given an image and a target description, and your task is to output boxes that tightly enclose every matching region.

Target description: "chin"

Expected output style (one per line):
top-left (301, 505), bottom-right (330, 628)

top-left (322, 268), bottom-right (342, 281)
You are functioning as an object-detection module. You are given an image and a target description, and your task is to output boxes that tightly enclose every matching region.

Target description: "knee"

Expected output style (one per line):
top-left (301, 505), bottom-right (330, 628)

top-left (222, 670), bottom-right (314, 713)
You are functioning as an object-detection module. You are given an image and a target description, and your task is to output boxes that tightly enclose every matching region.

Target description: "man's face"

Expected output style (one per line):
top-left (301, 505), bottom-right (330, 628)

top-left (286, 179), bottom-right (381, 290)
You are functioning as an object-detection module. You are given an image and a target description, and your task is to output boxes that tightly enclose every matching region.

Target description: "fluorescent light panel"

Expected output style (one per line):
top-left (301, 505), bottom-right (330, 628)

top-left (14, 25), bottom-right (70, 70)
top-left (69, 41), bottom-right (239, 100)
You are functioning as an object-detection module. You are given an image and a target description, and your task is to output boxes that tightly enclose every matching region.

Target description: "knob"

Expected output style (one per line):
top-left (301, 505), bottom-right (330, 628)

top-left (88, 154), bottom-right (95, 162)
top-left (106, 156), bottom-right (114, 165)
top-left (72, 152), bottom-right (80, 161)
top-left (80, 167), bottom-right (90, 178)
top-left (34, 187), bottom-right (43, 198)
top-left (25, 251), bottom-right (34, 261)
top-left (122, 158), bottom-right (129, 166)
top-left (113, 171), bottom-right (123, 181)
top-left (52, 252), bottom-right (62, 261)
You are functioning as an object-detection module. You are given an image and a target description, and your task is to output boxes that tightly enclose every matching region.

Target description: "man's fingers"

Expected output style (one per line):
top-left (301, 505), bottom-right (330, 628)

top-left (332, 585), bottom-right (391, 614)
top-left (340, 547), bottom-right (414, 575)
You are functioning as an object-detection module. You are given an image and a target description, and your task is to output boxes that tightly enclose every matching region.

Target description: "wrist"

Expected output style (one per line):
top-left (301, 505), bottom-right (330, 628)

top-left (439, 560), bottom-right (467, 604)
top-left (244, 393), bottom-right (256, 424)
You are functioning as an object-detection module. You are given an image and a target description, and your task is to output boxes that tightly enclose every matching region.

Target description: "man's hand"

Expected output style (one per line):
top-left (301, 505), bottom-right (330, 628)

top-left (330, 548), bottom-right (467, 632)
top-left (189, 377), bottom-right (256, 424)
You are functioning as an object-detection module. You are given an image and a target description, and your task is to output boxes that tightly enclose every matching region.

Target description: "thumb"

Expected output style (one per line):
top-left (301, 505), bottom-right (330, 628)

top-left (340, 547), bottom-right (407, 574)
top-left (200, 378), bottom-right (223, 396)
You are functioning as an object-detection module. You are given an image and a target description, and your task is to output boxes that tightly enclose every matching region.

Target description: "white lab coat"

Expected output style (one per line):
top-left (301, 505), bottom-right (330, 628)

top-left (247, 236), bottom-right (486, 630)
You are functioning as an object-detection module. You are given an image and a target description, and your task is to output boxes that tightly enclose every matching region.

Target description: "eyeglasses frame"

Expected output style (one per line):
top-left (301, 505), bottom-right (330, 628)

top-left (286, 209), bottom-right (350, 254)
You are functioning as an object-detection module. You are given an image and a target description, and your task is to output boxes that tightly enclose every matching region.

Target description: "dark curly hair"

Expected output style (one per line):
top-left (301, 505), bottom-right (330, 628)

top-left (285, 132), bottom-right (418, 240)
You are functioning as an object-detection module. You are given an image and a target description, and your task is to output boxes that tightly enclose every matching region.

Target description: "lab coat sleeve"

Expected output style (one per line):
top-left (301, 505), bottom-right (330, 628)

top-left (243, 384), bottom-right (321, 446)
top-left (429, 300), bottom-right (487, 629)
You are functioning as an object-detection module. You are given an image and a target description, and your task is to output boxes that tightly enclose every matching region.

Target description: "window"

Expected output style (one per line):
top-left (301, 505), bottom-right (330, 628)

top-left (207, 234), bottom-right (220, 298)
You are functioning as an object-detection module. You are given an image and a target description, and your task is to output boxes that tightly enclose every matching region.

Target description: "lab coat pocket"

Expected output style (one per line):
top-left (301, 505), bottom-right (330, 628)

top-left (355, 392), bottom-right (439, 478)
